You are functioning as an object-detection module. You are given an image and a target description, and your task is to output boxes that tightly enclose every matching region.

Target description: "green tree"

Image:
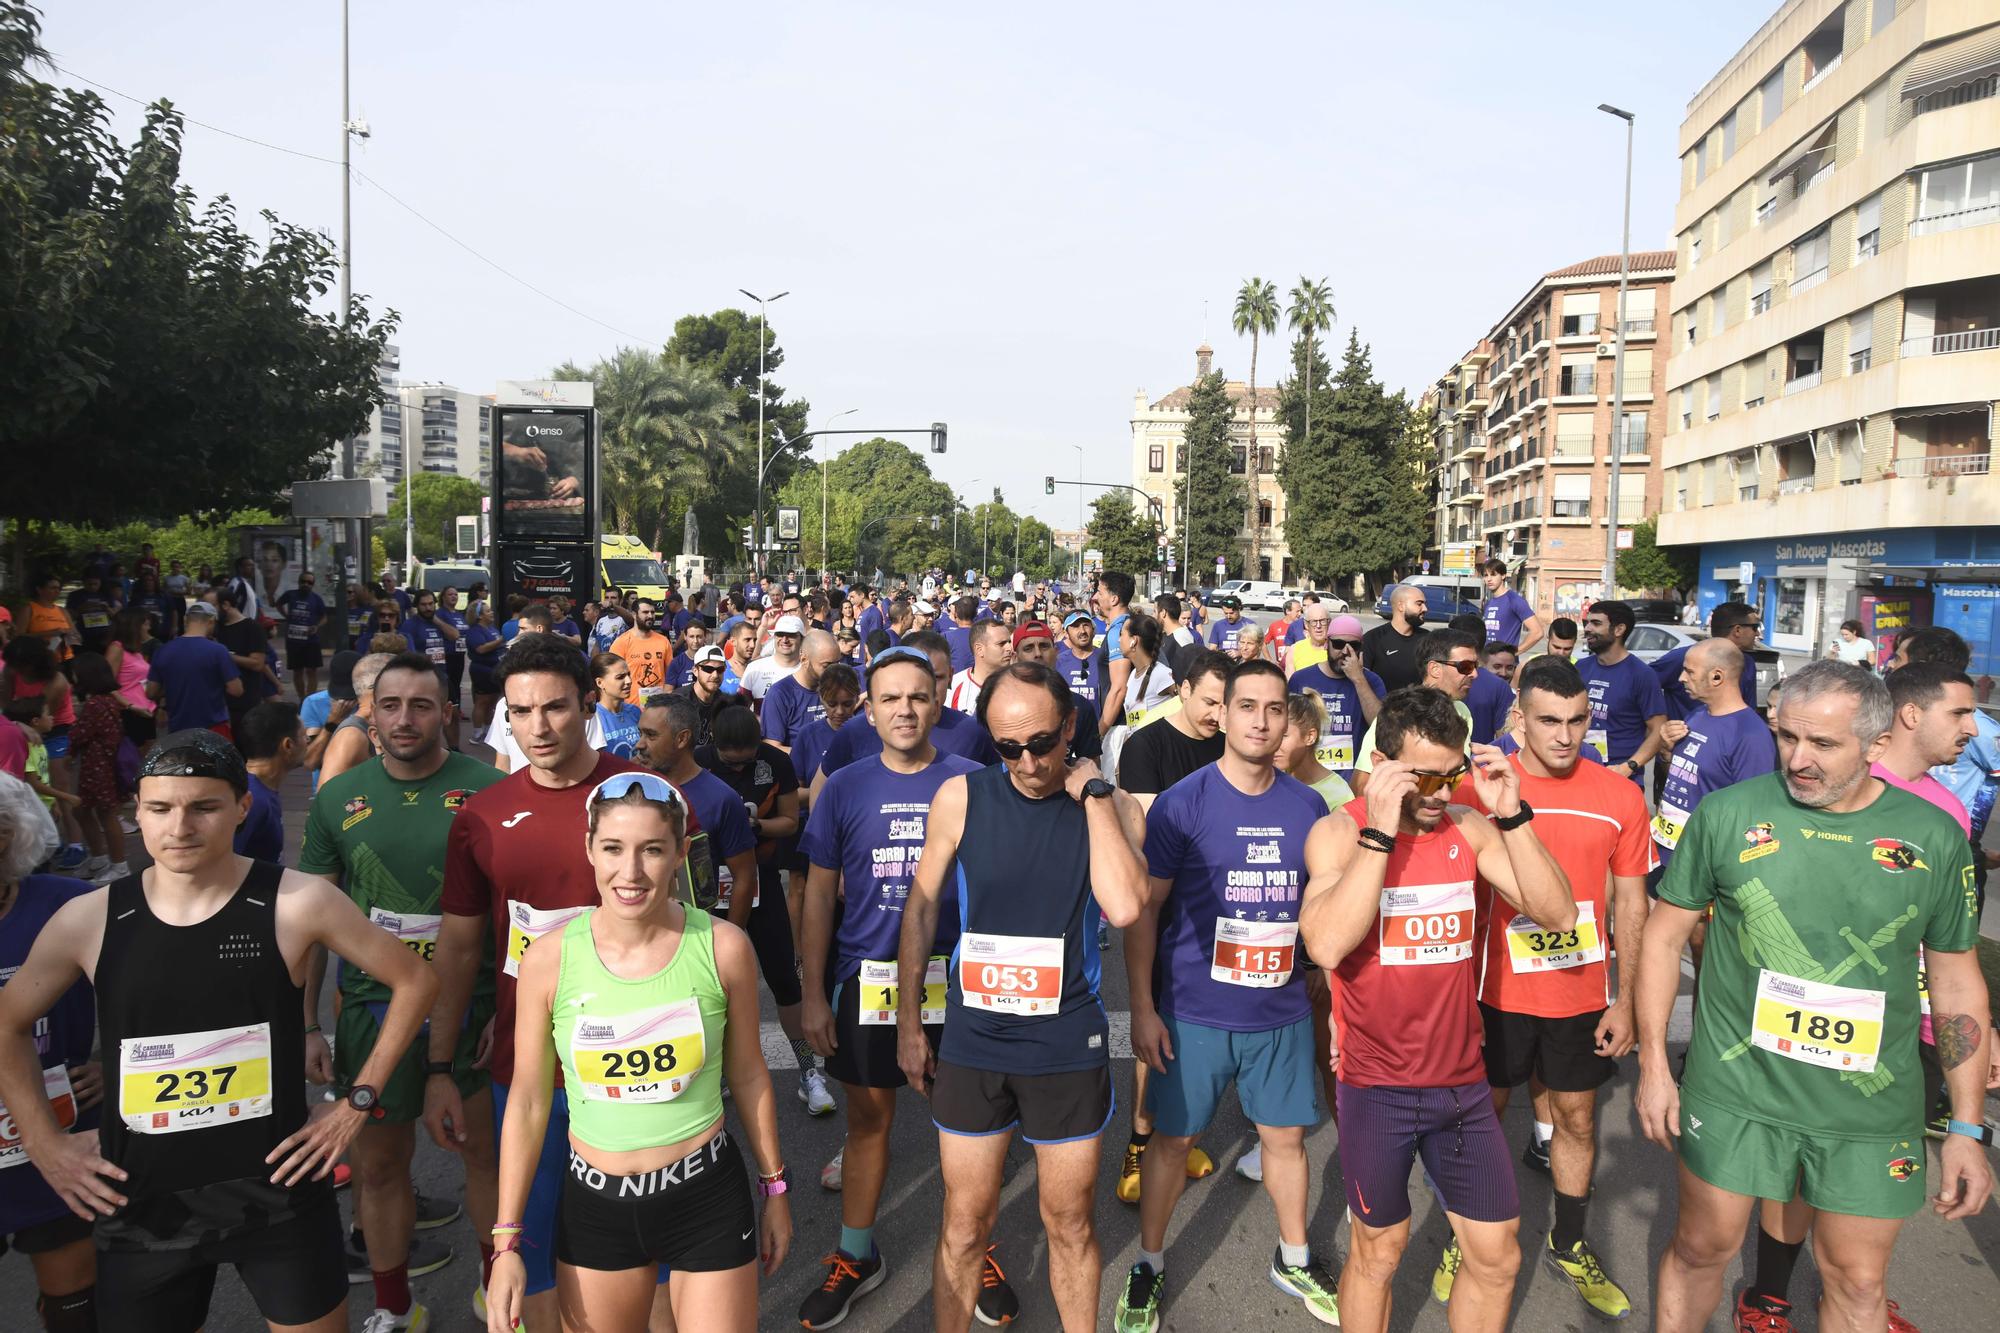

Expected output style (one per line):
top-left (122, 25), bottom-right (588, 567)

top-left (773, 438), bottom-right (954, 576)
top-left (383, 472), bottom-right (484, 566)
top-left (0, 4), bottom-right (395, 551)
top-left (1279, 331), bottom-right (1423, 593)
top-left (665, 308), bottom-right (812, 548)
top-left (1616, 516), bottom-right (1698, 594)
top-left (1173, 371), bottom-right (1248, 581)
top-left (1014, 515), bottom-right (1062, 581)
top-left (1086, 492), bottom-right (1157, 577)
top-left (1233, 277), bottom-right (1278, 575)
top-left (555, 349), bottom-right (734, 552)
top-left (1286, 276), bottom-right (1336, 472)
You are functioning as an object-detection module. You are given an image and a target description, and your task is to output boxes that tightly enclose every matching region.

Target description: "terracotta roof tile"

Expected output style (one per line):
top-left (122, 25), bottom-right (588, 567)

top-left (1148, 382), bottom-right (1280, 413)
top-left (1545, 250), bottom-right (1677, 279)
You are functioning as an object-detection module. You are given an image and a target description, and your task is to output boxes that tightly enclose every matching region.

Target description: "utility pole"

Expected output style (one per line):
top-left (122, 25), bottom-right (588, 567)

top-left (1599, 103), bottom-right (1635, 598)
top-left (739, 287), bottom-right (788, 576)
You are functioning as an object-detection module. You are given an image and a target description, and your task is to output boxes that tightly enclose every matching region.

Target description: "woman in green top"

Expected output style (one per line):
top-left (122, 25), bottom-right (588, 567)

top-left (1275, 691), bottom-right (1356, 810)
top-left (489, 771), bottom-right (792, 1333)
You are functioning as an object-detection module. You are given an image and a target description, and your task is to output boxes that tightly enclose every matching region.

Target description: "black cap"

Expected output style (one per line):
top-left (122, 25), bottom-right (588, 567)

top-left (328, 650), bottom-right (362, 702)
top-left (139, 729), bottom-right (249, 796)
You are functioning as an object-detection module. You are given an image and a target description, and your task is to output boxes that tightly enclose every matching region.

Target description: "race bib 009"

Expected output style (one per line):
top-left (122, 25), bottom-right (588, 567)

top-left (1378, 881), bottom-right (1475, 966)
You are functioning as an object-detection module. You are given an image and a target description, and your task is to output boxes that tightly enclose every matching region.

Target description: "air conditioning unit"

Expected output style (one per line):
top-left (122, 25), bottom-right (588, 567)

top-left (1596, 343), bottom-right (1615, 357)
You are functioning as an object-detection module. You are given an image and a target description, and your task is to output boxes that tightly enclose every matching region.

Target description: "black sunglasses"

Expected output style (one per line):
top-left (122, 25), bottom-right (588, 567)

top-left (695, 664), bottom-right (724, 675)
top-left (992, 731), bottom-right (1064, 761)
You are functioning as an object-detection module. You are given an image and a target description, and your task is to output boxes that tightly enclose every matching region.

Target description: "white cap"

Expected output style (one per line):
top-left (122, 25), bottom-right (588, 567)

top-left (692, 644), bottom-right (727, 665)
top-left (773, 614), bottom-right (806, 635)
top-left (914, 599), bottom-right (936, 615)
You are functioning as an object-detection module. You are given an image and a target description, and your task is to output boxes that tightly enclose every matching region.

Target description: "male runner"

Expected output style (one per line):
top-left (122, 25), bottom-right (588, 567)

top-left (1009, 623), bottom-right (1102, 762)
top-left (945, 621), bottom-right (1015, 716)
top-left (1054, 612), bottom-right (1101, 705)
top-left (1351, 631), bottom-right (1479, 794)
top-left (1479, 560), bottom-right (1542, 656)
top-left (812, 633), bottom-right (999, 795)
top-left (1360, 587), bottom-right (1427, 694)
top-left (762, 628), bottom-right (840, 751)
top-left (1652, 638), bottom-right (1775, 882)
top-left (0, 730), bottom-right (437, 1333)
top-left (300, 653), bottom-right (504, 1332)
top-left (1093, 572), bottom-right (1136, 731)
top-left (1637, 661), bottom-right (1992, 1333)
top-left (1429, 657), bottom-right (1651, 1320)
top-left (1576, 600), bottom-right (1667, 780)
top-left (610, 599), bottom-right (673, 705)
top-left (740, 614), bottom-right (805, 700)
top-left (1299, 687), bottom-right (1575, 1333)
top-left (899, 662), bottom-right (1149, 1332)
top-left (1285, 615), bottom-right (1382, 787)
top-left (428, 637), bottom-right (681, 1333)
top-left (1118, 660), bottom-right (1338, 1331)
top-left (794, 645), bottom-right (1014, 1328)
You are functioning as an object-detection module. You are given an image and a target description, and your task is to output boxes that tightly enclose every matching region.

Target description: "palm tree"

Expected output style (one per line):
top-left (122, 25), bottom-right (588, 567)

top-left (561, 348), bottom-right (735, 551)
top-left (1288, 276), bottom-right (1336, 462)
top-left (1233, 277), bottom-right (1278, 578)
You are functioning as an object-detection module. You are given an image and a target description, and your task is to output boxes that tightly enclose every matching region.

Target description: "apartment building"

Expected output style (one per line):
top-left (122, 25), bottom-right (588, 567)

top-left (1426, 253), bottom-right (1675, 619)
top-left (338, 354), bottom-right (495, 489)
top-left (1130, 343), bottom-right (1293, 583)
top-left (1659, 0), bottom-right (2000, 669)
top-left (341, 344), bottom-right (404, 479)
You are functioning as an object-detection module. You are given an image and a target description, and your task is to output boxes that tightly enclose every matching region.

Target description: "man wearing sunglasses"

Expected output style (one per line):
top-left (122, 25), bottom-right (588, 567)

top-left (739, 613), bottom-right (805, 701)
top-left (1577, 600), bottom-right (1668, 783)
top-left (1287, 614), bottom-right (1383, 788)
top-left (1351, 631), bottom-right (1480, 798)
top-left (897, 662), bottom-right (1149, 1332)
top-left (1427, 656), bottom-right (1652, 1321)
top-left (1055, 611), bottom-right (1102, 705)
top-left (1299, 688), bottom-right (1574, 1333)
top-left (795, 642), bottom-right (1017, 1328)
top-left (1118, 660), bottom-right (1342, 1330)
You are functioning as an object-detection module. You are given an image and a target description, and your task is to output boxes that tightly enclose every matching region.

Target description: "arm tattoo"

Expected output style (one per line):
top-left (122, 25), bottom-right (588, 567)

top-left (1934, 1012), bottom-right (1982, 1072)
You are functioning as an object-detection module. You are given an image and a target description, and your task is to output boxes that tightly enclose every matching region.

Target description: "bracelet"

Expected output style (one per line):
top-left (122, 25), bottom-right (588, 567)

top-left (1356, 826), bottom-right (1396, 854)
top-left (757, 1165), bottom-right (787, 1182)
top-left (1946, 1118), bottom-right (1993, 1145)
top-left (305, 1024), bottom-right (322, 1035)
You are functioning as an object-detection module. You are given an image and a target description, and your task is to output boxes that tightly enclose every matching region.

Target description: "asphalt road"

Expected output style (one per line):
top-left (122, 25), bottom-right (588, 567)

top-left (3, 668), bottom-right (1997, 1330)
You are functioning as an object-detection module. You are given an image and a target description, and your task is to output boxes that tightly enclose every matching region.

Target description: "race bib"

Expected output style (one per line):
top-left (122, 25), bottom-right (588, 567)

top-left (1584, 729), bottom-right (1609, 762)
top-left (715, 863), bottom-right (759, 911)
top-left (1211, 917), bottom-right (1299, 988)
top-left (1315, 736), bottom-right (1356, 773)
top-left (571, 999), bottom-right (706, 1103)
top-left (856, 956), bottom-right (948, 1026)
top-left (371, 906), bottom-right (444, 962)
top-left (1751, 970), bottom-right (1885, 1072)
top-left (81, 611), bottom-right (109, 630)
top-left (287, 621), bottom-right (312, 640)
top-left (0, 1065), bottom-right (78, 1169)
top-left (958, 932), bottom-right (1064, 1014)
top-left (505, 900), bottom-right (591, 978)
top-left (119, 1024), bottom-right (273, 1134)
top-left (1378, 881), bottom-right (1475, 966)
top-left (1505, 900), bottom-right (1604, 973)
top-left (1651, 800), bottom-right (1690, 850)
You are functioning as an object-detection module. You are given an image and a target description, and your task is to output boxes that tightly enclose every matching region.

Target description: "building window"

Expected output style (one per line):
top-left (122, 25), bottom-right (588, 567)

top-left (1871, 0), bottom-right (1896, 36)
top-left (1854, 192), bottom-right (1881, 259)
top-left (1790, 226), bottom-right (1831, 292)
top-left (1258, 445), bottom-right (1275, 472)
top-left (1721, 109), bottom-right (1738, 160)
top-left (1175, 445), bottom-right (1187, 472)
top-left (1551, 474), bottom-right (1592, 518)
top-left (1148, 444), bottom-right (1164, 473)
top-left (1760, 67), bottom-right (1784, 129)
top-left (1230, 445), bottom-right (1247, 475)
top-left (1914, 154), bottom-right (2000, 236)
top-left (1257, 500), bottom-right (1273, 527)
top-left (1750, 260), bottom-right (1773, 314)
top-left (1848, 313), bottom-right (1873, 373)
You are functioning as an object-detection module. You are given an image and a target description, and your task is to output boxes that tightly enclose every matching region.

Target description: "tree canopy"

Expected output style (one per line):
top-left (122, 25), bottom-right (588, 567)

top-left (1616, 515), bottom-right (1699, 594)
top-left (1173, 371), bottom-right (1248, 580)
top-left (772, 438), bottom-right (956, 577)
top-left (383, 472), bottom-right (485, 566)
top-left (1087, 492), bottom-right (1158, 578)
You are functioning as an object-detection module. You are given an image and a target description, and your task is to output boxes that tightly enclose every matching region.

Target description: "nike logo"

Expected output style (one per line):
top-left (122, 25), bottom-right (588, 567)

top-left (741, 1228), bottom-right (754, 1240)
top-left (1355, 1185), bottom-right (1371, 1216)
top-left (501, 811), bottom-right (533, 828)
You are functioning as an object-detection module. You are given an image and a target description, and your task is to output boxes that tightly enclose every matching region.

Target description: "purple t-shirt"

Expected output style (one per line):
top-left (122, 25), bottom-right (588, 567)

top-left (1576, 653), bottom-right (1668, 767)
top-left (1285, 664), bottom-right (1385, 783)
top-left (760, 673), bottom-right (824, 747)
top-left (1654, 705), bottom-right (1777, 868)
top-left (1482, 589), bottom-right (1534, 648)
top-left (1053, 645), bottom-right (1098, 704)
top-left (943, 625), bottom-right (975, 674)
top-left (148, 633), bottom-right (238, 727)
top-left (819, 708), bottom-right (999, 776)
top-left (792, 718), bottom-right (837, 786)
top-left (1465, 667), bottom-right (1515, 747)
top-left (1142, 765), bottom-right (1327, 1032)
top-left (1206, 616), bottom-right (1250, 648)
top-left (800, 752), bottom-right (982, 983)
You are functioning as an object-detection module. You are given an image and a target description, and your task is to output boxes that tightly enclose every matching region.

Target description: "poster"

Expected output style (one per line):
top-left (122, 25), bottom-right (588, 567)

top-left (1857, 590), bottom-right (1931, 669)
top-left (496, 407), bottom-right (590, 539)
top-left (237, 525), bottom-right (305, 611)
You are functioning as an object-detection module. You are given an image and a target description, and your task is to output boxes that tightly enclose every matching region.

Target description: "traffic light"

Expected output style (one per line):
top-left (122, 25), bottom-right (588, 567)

top-left (930, 422), bottom-right (948, 454)
top-left (1045, 476), bottom-right (1055, 495)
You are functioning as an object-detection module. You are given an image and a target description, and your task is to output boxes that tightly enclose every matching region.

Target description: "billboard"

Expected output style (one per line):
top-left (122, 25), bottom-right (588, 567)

top-left (495, 406), bottom-right (592, 541)
top-left (237, 525), bottom-right (306, 614)
top-left (494, 544), bottom-right (595, 607)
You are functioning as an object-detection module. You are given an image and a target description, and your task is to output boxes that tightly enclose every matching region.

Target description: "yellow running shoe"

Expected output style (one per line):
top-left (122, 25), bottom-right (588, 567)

top-left (1544, 1234), bottom-right (1632, 1320)
top-left (1431, 1237), bottom-right (1461, 1305)
top-left (1184, 1146), bottom-right (1216, 1179)
top-left (1116, 1140), bottom-right (1145, 1204)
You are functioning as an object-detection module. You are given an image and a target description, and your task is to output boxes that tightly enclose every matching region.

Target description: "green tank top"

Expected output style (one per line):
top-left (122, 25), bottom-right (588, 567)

top-left (554, 906), bottom-right (727, 1152)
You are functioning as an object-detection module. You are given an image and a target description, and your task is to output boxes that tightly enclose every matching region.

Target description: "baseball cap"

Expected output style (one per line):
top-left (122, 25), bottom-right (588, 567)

top-left (1062, 610), bottom-right (1094, 628)
top-left (1012, 622), bottom-right (1053, 650)
top-left (327, 650), bottom-right (362, 702)
top-left (1328, 614), bottom-right (1365, 641)
top-left (184, 600), bottom-right (218, 621)
top-left (693, 645), bottom-right (727, 666)
top-left (773, 614), bottom-right (806, 635)
top-left (913, 599), bottom-right (937, 616)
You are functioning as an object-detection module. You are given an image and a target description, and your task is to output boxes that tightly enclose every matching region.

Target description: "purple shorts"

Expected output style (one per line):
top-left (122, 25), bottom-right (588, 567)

top-left (1334, 1079), bottom-right (1519, 1229)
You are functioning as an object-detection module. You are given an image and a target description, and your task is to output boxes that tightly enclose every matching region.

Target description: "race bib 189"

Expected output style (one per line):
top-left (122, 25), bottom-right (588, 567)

top-left (957, 932), bottom-right (1064, 1015)
top-left (505, 900), bottom-right (591, 978)
top-left (1210, 917), bottom-right (1299, 988)
top-left (571, 999), bottom-right (706, 1103)
top-left (857, 956), bottom-right (948, 1025)
top-left (1751, 970), bottom-right (1885, 1072)
top-left (1378, 881), bottom-right (1475, 966)
top-left (119, 1024), bottom-right (273, 1134)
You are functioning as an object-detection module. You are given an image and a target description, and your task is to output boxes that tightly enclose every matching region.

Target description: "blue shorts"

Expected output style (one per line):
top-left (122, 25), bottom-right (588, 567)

top-left (491, 1082), bottom-right (671, 1296)
top-left (1146, 1014), bottom-right (1321, 1137)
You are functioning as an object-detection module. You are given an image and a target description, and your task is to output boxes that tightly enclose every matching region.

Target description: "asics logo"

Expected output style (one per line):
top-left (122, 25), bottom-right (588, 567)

top-left (501, 811), bottom-right (533, 828)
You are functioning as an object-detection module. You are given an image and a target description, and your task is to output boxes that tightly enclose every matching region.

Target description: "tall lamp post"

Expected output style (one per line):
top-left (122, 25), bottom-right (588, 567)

top-left (956, 478), bottom-right (980, 575)
top-left (816, 407), bottom-right (857, 571)
top-left (739, 286), bottom-right (789, 575)
top-left (1071, 444), bottom-right (1084, 587)
top-left (1598, 103), bottom-right (1635, 597)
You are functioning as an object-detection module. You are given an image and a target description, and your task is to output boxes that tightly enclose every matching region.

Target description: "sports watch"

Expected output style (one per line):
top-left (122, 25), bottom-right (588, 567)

top-left (1081, 778), bottom-right (1116, 801)
top-left (347, 1084), bottom-right (385, 1118)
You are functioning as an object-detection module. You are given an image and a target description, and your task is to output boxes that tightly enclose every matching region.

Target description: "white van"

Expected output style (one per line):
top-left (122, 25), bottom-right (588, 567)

top-left (1236, 581), bottom-right (1289, 611)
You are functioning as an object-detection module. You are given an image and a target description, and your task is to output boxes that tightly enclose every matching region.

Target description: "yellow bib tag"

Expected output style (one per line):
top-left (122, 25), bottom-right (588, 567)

top-left (856, 956), bottom-right (948, 1025)
top-left (1505, 901), bottom-right (1604, 973)
top-left (505, 900), bottom-right (591, 978)
top-left (1750, 970), bottom-right (1885, 1072)
top-left (119, 1024), bottom-right (274, 1134)
top-left (572, 999), bottom-right (706, 1103)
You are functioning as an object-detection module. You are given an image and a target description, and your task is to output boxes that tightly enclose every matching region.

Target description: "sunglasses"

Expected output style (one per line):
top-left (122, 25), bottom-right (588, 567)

top-left (589, 770), bottom-right (685, 808)
top-left (695, 663), bottom-right (724, 675)
top-left (1411, 762), bottom-right (1470, 797)
top-left (992, 731), bottom-right (1064, 761)
top-left (1440, 660), bottom-right (1478, 676)
top-left (1329, 640), bottom-right (1363, 653)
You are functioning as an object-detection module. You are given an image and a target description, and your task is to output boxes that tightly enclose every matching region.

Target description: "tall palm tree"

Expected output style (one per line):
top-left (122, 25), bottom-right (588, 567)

top-left (562, 348), bottom-right (735, 551)
top-left (1233, 277), bottom-right (1278, 578)
top-left (1288, 276), bottom-right (1336, 461)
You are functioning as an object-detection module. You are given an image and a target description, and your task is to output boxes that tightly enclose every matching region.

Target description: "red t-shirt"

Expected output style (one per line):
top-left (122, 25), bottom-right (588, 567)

top-left (1464, 755), bottom-right (1653, 1018)
top-left (441, 752), bottom-right (699, 1086)
top-left (1331, 798), bottom-right (1485, 1088)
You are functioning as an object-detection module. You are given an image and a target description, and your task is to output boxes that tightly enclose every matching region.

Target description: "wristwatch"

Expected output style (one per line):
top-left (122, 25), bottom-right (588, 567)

top-left (756, 1166), bottom-right (792, 1196)
top-left (1081, 777), bottom-right (1116, 800)
top-left (1492, 800), bottom-right (1535, 831)
top-left (347, 1084), bottom-right (386, 1119)
top-left (1945, 1119), bottom-right (1994, 1145)
top-left (424, 1060), bottom-right (454, 1079)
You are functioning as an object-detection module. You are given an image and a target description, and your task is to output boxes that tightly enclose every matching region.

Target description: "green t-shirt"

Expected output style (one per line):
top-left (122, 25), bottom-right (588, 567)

top-left (1659, 772), bottom-right (1977, 1139)
top-left (300, 752), bottom-right (505, 1003)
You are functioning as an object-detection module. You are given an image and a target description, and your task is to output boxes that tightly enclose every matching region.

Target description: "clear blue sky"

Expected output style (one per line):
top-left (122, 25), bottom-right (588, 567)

top-left (43, 0), bottom-right (1763, 530)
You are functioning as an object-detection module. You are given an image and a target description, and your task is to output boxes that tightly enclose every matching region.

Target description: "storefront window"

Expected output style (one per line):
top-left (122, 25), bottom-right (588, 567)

top-left (1773, 577), bottom-right (1809, 639)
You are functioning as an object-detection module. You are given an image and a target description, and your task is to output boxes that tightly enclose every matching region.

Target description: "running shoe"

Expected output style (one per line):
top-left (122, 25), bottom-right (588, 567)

top-left (1116, 1139), bottom-right (1146, 1203)
top-left (1886, 1300), bottom-right (1918, 1333)
top-left (1432, 1236), bottom-right (1462, 1305)
top-left (1544, 1235), bottom-right (1631, 1320)
top-left (821, 1147), bottom-right (844, 1191)
top-left (1268, 1247), bottom-right (1340, 1326)
top-left (92, 860), bottom-right (129, 884)
top-left (1236, 1144), bottom-right (1263, 1182)
top-left (361, 1304), bottom-right (429, 1333)
top-left (798, 1248), bottom-right (885, 1329)
top-left (54, 844), bottom-right (86, 871)
top-left (414, 1192), bottom-right (461, 1229)
top-left (975, 1246), bottom-right (1020, 1326)
top-left (1522, 1133), bottom-right (1552, 1176)
top-left (1185, 1146), bottom-right (1216, 1179)
top-left (1113, 1260), bottom-right (1165, 1332)
top-left (1733, 1289), bottom-right (1794, 1333)
top-left (1924, 1111), bottom-right (1949, 1140)
top-left (332, 1162), bottom-right (352, 1190)
top-left (344, 1236), bottom-right (454, 1285)
top-left (799, 1067), bottom-right (837, 1117)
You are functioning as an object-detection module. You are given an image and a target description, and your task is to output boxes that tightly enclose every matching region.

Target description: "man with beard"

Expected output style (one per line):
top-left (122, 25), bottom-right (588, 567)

top-left (1361, 587), bottom-right (1429, 694)
top-left (1575, 600), bottom-right (1666, 781)
top-left (610, 599), bottom-right (673, 705)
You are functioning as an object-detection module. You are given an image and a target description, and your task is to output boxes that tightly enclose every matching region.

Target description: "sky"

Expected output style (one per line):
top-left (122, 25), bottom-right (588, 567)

top-left (41, 0), bottom-right (1766, 531)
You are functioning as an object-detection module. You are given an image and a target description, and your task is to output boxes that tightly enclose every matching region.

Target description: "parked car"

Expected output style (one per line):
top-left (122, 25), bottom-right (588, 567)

top-left (1202, 580), bottom-right (1252, 606)
top-left (1373, 583), bottom-right (1482, 624)
top-left (1625, 622), bottom-right (1784, 708)
top-left (1305, 591), bottom-right (1349, 614)
top-left (1624, 597), bottom-right (1687, 624)
top-left (1234, 581), bottom-right (1290, 611)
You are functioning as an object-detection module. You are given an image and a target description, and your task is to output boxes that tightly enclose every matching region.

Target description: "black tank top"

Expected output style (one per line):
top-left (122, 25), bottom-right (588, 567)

top-left (96, 860), bottom-right (324, 1249)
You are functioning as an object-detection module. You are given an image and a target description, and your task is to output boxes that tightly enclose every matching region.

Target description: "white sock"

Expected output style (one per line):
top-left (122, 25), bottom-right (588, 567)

top-left (1534, 1120), bottom-right (1554, 1146)
top-left (1278, 1240), bottom-right (1310, 1269)
top-left (1139, 1247), bottom-right (1166, 1276)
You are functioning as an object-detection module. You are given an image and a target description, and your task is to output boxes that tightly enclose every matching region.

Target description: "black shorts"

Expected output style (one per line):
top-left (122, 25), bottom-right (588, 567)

top-left (286, 637), bottom-right (323, 669)
top-left (556, 1130), bottom-right (757, 1273)
top-left (1480, 1004), bottom-right (1617, 1093)
top-left (931, 1060), bottom-right (1114, 1145)
top-left (0, 1211), bottom-right (91, 1259)
top-left (825, 969), bottom-right (940, 1089)
top-left (95, 1189), bottom-right (346, 1333)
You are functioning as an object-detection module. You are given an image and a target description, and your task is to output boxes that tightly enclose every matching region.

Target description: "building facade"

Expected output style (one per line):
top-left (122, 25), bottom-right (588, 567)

top-left (336, 349), bottom-right (494, 488)
top-left (1130, 343), bottom-right (1294, 584)
top-left (342, 344), bottom-right (404, 479)
top-left (1659, 0), bottom-right (2000, 670)
top-left (1425, 253), bottom-right (1675, 618)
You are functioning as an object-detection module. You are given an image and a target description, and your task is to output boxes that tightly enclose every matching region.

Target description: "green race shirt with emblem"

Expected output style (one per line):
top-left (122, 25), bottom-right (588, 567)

top-left (1659, 772), bottom-right (1977, 1139)
top-left (300, 752), bottom-right (505, 1003)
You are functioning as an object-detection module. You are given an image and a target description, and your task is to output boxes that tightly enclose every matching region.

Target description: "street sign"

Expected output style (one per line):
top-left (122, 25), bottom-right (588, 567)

top-left (776, 507), bottom-right (801, 542)
top-left (1440, 542), bottom-right (1480, 577)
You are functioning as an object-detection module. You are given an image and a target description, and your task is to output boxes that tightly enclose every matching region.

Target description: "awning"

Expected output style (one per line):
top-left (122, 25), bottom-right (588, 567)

top-left (1890, 401), bottom-right (1990, 420)
top-left (1901, 25), bottom-right (2000, 101)
top-left (1765, 120), bottom-right (1833, 183)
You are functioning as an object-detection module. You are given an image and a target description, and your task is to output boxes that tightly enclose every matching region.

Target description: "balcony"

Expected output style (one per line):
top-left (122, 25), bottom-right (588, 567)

top-left (1902, 326), bottom-right (2000, 358)
top-left (1799, 51), bottom-right (1840, 96)
top-left (1790, 264), bottom-right (1829, 294)
top-left (1783, 370), bottom-right (1822, 396)
top-left (1557, 370), bottom-right (1596, 398)
top-left (1909, 452), bottom-right (1993, 478)
top-left (1910, 201), bottom-right (1999, 238)
top-left (1450, 483), bottom-right (1482, 506)
top-left (1453, 435), bottom-right (1486, 461)
top-left (1551, 436), bottom-right (1594, 463)
top-left (1914, 74), bottom-right (1998, 117)
top-left (1777, 477), bottom-right (1816, 496)
top-left (1550, 498), bottom-right (1592, 522)
top-left (1622, 318), bottom-right (1656, 337)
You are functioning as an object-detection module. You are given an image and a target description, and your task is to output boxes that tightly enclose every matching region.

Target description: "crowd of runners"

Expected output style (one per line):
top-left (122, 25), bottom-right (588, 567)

top-left (0, 553), bottom-right (1993, 1332)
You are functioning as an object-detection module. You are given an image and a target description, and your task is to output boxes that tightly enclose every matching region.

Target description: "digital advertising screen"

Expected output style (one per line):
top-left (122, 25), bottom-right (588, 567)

top-left (496, 406), bottom-right (591, 540)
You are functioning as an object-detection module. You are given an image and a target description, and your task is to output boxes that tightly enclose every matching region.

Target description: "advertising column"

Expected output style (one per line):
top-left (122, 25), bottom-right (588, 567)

top-left (491, 379), bottom-right (598, 608)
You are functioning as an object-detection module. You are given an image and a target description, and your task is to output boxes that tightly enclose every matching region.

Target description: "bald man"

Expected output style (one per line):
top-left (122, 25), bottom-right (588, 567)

top-left (1361, 585), bottom-right (1429, 693)
top-left (763, 627), bottom-right (842, 751)
top-left (1651, 638), bottom-right (1776, 880)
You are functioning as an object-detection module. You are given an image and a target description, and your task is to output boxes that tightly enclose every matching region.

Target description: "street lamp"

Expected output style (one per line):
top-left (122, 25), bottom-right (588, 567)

top-left (956, 478), bottom-right (980, 574)
top-left (816, 407), bottom-right (858, 570)
top-left (1598, 103), bottom-right (1635, 597)
top-left (1071, 444), bottom-right (1084, 587)
top-left (739, 286), bottom-right (789, 574)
